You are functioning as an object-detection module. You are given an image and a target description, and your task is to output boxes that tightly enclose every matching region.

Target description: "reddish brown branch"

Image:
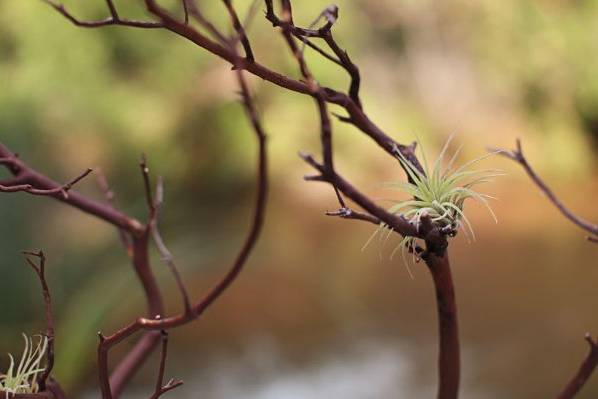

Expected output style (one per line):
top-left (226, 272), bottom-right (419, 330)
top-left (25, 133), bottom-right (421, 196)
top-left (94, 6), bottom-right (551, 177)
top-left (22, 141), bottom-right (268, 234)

top-left (38, 1), bottom-right (455, 397)
top-left (108, 332), bottom-right (162, 399)
top-left (148, 331), bottom-right (183, 399)
top-left (43, 0), bottom-right (163, 28)
top-left (132, 0), bottom-right (420, 166)
top-left (494, 140), bottom-right (598, 240)
top-left (0, 142), bottom-right (166, 398)
top-left (222, 0), bottom-right (254, 62)
top-left (21, 250), bottom-right (56, 392)
top-left (300, 152), bottom-right (418, 238)
top-left (0, 167), bottom-right (93, 200)
top-left (95, 65), bottom-right (269, 399)
top-left (106, 202), bottom-right (165, 397)
top-left (325, 207), bottom-right (380, 226)
top-left (321, 30), bottom-right (362, 109)
top-left (556, 334), bottom-right (598, 399)
top-left (149, 378), bottom-right (183, 399)
top-left (184, 2), bottom-right (229, 45)
top-left (425, 251), bottom-right (460, 399)
top-left (0, 143), bottom-right (143, 233)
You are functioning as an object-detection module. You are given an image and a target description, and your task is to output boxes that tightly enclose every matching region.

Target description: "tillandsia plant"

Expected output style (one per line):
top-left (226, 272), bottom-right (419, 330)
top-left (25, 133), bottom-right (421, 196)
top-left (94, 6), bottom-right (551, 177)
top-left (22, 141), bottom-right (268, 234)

top-left (0, 334), bottom-right (48, 398)
top-left (364, 136), bottom-right (502, 270)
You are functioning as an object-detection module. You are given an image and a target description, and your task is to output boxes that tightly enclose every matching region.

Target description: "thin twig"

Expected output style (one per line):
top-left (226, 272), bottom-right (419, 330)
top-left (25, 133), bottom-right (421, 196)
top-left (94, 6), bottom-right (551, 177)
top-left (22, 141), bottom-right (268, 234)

top-left (139, 154), bottom-right (156, 220)
top-left (326, 207), bottom-right (380, 225)
top-left (43, 0), bottom-right (163, 28)
top-left (0, 168), bottom-right (93, 199)
top-left (94, 65), bottom-right (270, 399)
top-left (0, 142), bottom-right (143, 233)
top-left (181, 0), bottom-right (189, 25)
top-left (493, 139), bottom-right (598, 240)
top-left (95, 168), bottom-right (133, 254)
top-left (184, 1), bottom-right (229, 45)
top-left (150, 177), bottom-right (192, 314)
top-left (222, 0), bottom-right (254, 62)
top-left (21, 250), bottom-right (55, 392)
top-left (300, 152), bottom-right (418, 238)
top-left (148, 331), bottom-right (183, 399)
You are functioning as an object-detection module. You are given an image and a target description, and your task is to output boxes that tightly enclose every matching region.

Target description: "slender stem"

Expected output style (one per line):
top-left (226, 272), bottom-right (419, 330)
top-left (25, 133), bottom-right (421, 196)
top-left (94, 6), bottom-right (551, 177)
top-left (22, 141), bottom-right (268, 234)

top-left (22, 251), bottom-right (56, 392)
top-left (0, 143), bottom-right (143, 234)
top-left (425, 251), bottom-right (460, 399)
top-left (494, 140), bottom-right (598, 237)
top-left (556, 334), bottom-right (598, 399)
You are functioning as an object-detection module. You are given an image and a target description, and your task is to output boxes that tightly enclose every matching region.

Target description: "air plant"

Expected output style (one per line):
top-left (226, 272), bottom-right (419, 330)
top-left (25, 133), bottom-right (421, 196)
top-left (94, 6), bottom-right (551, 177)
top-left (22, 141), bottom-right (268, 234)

top-left (363, 136), bottom-right (502, 272)
top-left (0, 334), bottom-right (48, 398)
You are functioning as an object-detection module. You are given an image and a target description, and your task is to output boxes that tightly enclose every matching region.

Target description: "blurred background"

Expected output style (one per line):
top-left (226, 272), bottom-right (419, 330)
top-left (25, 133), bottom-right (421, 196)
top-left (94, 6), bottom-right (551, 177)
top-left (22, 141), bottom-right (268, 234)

top-left (1, 0), bottom-right (598, 398)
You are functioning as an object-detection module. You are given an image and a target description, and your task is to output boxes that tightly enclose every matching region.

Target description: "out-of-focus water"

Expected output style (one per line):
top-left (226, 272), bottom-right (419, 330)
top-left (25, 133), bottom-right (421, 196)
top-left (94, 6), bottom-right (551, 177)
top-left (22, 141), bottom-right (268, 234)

top-left (106, 337), bottom-right (495, 399)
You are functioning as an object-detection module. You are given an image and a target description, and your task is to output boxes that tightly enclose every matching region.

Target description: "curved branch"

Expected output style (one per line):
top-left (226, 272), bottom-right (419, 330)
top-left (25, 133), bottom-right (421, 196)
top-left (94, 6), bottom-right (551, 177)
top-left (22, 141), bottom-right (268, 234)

top-left (0, 142), bottom-right (165, 398)
top-left (493, 140), bottom-right (598, 241)
top-left (96, 68), bottom-right (269, 398)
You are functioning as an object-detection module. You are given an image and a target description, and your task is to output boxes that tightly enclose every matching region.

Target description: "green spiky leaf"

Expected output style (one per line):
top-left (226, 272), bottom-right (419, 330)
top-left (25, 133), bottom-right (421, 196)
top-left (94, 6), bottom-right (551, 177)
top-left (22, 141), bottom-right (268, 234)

top-left (364, 136), bottom-right (500, 266)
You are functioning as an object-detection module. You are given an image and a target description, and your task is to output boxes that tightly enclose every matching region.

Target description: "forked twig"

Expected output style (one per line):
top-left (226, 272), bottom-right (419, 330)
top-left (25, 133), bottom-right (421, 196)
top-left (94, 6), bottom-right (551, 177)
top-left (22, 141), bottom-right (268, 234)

top-left (0, 168), bottom-right (93, 199)
top-left (22, 250), bottom-right (55, 391)
top-left (148, 331), bottom-right (183, 399)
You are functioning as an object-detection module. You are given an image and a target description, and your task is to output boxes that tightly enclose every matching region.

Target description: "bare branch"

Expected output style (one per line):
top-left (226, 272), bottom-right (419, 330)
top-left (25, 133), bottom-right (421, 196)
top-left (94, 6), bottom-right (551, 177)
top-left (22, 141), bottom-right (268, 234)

top-left (493, 139), bottom-right (598, 239)
top-left (36, 2), bottom-right (459, 398)
top-left (0, 167), bottom-right (93, 199)
top-left (222, 0), bottom-right (254, 62)
top-left (43, 0), bottom-right (163, 29)
top-left (21, 250), bottom-right (55, 391)
top-left (556, 333), bottom-right (598, 399)
top-left (0, 142), bottom-right (143, 233)
top-left (139, 154), bottom-right (156, 220)
top-left (104, 0), bottom-right (118, 19)
top-left (299, 151), bottom-right (418, 238)
top-left (93, 62), bottom-right (270, 399)
top-left (181, 0), bottom-right (189, 25)
top-left (148, 331), bottom-right (184, 399)
top-left (150, 177), bottom-right (192, 314)
top-left (184, 1), bottom-right (229, 45)
top-left (95, 168), bottom-right (133, 254)
top-left (325, 207), bottom-right (380, 226)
